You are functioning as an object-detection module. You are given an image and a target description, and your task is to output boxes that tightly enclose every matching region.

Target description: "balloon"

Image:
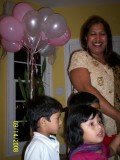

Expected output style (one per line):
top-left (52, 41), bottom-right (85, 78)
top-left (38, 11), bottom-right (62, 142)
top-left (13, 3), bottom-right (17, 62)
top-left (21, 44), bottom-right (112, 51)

top-left (0, 15), bottom-right (6, 21)
top-left (24, 33), bottom-right (40, 49)
top-left (0, 16), bottom-right (24, 42)
top-left (12, 2), bottom-right (34, 22)
top-left (38, 7), bottom-right (54, 22)
top-left (38, 42), bottom-right (56, 57)
top-left (38, 7), bottom-right (54, 30)
top-left (38, 39), bottom-right (49, 50)
top-left (1, 38), bottom-right (23, 52)
top-left (48, 52), bottom-right (56, 65)
top-left (49, 28), bottom-right (71, 46)
top-left (42, 13), bottom-right (68, 39)
top-left (22, 10), bottom-right (42, 37)
top-left (40, 31), bottom-right (48, 41)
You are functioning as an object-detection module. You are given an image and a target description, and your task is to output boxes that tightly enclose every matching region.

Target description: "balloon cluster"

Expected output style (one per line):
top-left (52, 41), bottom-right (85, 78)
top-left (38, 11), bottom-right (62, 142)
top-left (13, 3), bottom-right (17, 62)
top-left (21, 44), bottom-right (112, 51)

top-left (0, 2), bottom-right (71, 57)
top-left (0, 2), bottom-right (71, 99)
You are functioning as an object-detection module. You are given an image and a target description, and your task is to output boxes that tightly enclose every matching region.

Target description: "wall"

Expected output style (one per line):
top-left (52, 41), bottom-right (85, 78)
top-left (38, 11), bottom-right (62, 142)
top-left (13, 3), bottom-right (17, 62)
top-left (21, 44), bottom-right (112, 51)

top-left (0, 0), bottom-right (120, 159)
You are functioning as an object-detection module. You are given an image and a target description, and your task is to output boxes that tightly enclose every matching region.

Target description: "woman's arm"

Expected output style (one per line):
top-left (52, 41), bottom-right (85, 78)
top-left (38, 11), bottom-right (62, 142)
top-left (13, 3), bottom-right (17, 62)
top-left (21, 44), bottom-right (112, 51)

top-left (69, 68), bottom-right (120, 123)
top-left (109, 133), bottom-right (120, 156)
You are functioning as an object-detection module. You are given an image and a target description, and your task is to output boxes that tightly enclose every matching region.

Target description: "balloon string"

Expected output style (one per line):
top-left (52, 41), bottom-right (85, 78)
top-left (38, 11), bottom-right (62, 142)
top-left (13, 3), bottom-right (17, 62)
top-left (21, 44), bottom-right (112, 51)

top-left (30, 48), bottom-right (34, 100)
top-left (27, 47), bottom-right (30, 80)
top-left (34, 48), bottom-right (42, 54)
top-left (33, 35), bottom-right (41, 54)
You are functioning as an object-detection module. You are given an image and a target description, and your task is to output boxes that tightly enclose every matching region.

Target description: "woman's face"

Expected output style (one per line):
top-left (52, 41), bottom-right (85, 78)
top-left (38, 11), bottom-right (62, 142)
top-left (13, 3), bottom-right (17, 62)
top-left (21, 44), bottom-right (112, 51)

top-left (86, 23), bottom-right (107, 56)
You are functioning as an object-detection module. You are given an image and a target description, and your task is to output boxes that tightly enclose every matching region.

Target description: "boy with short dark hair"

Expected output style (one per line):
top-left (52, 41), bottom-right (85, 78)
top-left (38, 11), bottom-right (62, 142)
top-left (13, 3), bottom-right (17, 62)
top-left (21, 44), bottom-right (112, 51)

top-left (24, 95), bottom-right (63, 160)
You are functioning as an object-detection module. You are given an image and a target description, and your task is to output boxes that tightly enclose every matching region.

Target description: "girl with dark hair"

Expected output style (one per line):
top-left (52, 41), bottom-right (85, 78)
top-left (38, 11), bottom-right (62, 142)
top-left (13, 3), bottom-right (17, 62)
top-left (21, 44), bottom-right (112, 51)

top-left (67, 92), bottom-right (116, 146)
top-left (66, 105), bottom-right (120, 160)
top-left (67, 91), bottom-right (100, 110)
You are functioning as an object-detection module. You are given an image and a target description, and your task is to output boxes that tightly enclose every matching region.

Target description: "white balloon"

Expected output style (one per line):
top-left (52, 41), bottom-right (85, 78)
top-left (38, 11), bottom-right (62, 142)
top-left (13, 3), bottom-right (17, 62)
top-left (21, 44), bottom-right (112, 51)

top-left (38, 42), bottom-right (56, 57)
top-left (42, 14), bottom-right (68, 39)
top-left (22, 10), bottom-right (42, 37)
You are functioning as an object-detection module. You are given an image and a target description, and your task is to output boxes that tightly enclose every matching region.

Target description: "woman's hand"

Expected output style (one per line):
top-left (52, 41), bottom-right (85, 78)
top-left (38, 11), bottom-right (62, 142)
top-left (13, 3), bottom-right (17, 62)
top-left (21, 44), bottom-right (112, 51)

top-left (69, 68), bottom-right (120, 123)
top-left (109, 133), bottom-right (120, 156)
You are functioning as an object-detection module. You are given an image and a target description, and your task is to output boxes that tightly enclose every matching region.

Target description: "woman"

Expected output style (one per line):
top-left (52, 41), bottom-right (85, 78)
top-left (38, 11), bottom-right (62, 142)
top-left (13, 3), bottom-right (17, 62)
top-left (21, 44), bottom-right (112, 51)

top-left (68, 15), bottom-right (120, 138)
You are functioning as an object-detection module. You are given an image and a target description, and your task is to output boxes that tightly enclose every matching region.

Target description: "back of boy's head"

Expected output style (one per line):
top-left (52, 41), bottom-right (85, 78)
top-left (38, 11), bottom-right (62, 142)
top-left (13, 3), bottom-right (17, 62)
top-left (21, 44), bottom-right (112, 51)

top-left (66, 105), bottom-right (103, 149)
top-left (67, 92), bottom-right (99, 110)
top-left (26, 95), bottom-right (63, 131)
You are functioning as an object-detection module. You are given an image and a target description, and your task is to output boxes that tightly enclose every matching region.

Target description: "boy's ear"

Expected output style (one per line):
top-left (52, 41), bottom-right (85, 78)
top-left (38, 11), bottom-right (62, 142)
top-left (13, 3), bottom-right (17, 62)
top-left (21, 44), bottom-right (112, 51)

top-left (39, 117), bottom-right (47, 125)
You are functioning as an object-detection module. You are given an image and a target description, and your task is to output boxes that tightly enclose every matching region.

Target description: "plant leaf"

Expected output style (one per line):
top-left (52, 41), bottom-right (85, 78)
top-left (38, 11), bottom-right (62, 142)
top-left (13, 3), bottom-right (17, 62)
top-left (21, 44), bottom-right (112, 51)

top-left (22, 115), bottom-right (27, 127)
top-left (37, 77), bottom-right (44, 95)
top-left (41, 58), bottom-right (46, 78)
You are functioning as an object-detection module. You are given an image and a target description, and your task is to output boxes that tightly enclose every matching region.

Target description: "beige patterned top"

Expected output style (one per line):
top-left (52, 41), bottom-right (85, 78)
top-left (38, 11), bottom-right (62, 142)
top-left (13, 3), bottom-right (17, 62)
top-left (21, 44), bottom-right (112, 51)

top-left (69, 50), bottom-right (117, 136)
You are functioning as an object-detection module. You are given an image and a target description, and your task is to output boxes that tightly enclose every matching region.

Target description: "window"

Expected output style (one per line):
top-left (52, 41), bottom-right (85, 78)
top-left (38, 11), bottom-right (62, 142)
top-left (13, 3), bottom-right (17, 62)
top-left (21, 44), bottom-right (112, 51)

top-left (64, 36), bottom-right (120, 102)
top-left (6, 48), bottom-right (52, 156)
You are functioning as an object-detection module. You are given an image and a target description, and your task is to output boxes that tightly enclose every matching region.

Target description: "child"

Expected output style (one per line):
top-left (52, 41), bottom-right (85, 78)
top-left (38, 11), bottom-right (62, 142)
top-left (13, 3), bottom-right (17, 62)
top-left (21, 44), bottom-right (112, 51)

top-left (67, 92), bottom-right (120, 159)
top-left (67, 91), bottom-right (100, 110)
top-left (67, 92), bottom-right (116, 146)
top-left (66, 105), bottom-right (120, 160)
top-left (24, 95), bottom-right (63, 160)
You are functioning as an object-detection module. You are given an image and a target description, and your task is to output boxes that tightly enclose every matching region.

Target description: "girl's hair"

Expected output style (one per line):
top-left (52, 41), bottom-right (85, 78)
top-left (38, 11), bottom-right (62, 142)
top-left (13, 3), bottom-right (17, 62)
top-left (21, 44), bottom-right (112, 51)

top-left (80, 15), bottom-right (120, 67)
top-left (66, 105), bottom-right (103, 149)
top-left (67, 92), bottom-right (99, 110)
top-left (26, 95), bottom-right (63, 131)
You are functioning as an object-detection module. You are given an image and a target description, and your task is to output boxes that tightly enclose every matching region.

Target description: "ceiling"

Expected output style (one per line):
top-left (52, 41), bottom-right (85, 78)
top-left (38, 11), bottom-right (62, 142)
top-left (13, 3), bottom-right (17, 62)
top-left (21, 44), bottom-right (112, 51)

top-left (30, 0), bottom-right (120, 8)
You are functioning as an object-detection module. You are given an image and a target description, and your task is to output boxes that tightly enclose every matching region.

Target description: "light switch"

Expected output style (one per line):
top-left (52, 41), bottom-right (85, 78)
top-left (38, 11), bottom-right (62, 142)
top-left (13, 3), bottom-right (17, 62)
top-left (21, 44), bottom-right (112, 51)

top-left (56, 88), bottom-right (64, 95)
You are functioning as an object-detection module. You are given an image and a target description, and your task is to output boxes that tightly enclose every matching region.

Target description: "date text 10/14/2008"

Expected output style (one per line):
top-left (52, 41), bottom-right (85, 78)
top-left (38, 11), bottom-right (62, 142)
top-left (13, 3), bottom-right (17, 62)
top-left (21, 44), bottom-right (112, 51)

top-left (13, 121), bottom-right (19, 153)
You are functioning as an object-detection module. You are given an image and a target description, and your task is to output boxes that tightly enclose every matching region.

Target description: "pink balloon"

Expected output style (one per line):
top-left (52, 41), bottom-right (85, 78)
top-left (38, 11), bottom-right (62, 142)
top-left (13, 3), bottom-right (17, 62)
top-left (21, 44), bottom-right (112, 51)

top-left (49, 28), bottom-right (71, 46)
top-left (0, 15), bottom-right (6, 21)
top-left (12, 2), bottom-right (34, 22)
top-left (1, 38), bottom-right (23, 52)
top-left (0, 16), bottom-right (24, 42)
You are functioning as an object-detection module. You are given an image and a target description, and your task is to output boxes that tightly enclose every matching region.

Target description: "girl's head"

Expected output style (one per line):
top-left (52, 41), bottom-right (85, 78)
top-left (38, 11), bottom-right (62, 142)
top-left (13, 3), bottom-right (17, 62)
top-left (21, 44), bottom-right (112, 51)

top-left (68, 92), bottom-right (100, 110)
top-left (66, 105), bottom-right (105, 149)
